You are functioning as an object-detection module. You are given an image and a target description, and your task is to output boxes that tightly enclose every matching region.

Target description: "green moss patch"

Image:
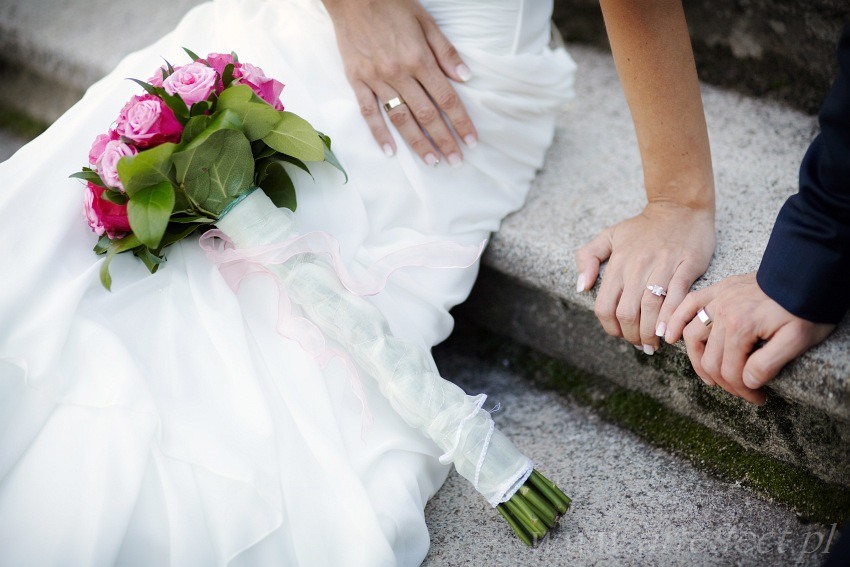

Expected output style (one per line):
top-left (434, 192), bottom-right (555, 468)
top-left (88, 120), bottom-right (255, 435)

top-left (447, 324), bottom-right (850, 525)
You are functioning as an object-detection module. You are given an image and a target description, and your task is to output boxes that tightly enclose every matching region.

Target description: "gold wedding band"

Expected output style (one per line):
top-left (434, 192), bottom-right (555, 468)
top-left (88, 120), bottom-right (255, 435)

top-left (383, 96), bottom-right (406, 113)
top-left (697, 307), bottom-right (712, 326)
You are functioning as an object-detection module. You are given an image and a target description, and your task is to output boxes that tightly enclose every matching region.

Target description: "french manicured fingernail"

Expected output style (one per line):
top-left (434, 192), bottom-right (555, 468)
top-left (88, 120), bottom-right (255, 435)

top-left (633, 344), bottom-right (642, 350)
top-left (382, 144), bottom-right (394, 157)
top-left (743, 372), bottom-right (761, 389)
top-left (456, 64), bottom-right (472, 82)
top-left (576, 273), bottom-right (586, 293)
top-left (447, 152), bottom-right (462, 168)
top-left (642, 344), bottom-right (655, 355)
top-left (700, 376), bottom-right (714, 386)
top-left (463, 134), bottom-right (477, 149)
top-left (655, 321), bottom-right (667, 338)
top-left (424, 153), bottom-right (439, 167)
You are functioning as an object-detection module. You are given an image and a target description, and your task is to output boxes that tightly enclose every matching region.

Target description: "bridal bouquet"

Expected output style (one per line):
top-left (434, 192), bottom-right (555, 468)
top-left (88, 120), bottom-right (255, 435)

top-left (73, 49), bottom-right (569, 546)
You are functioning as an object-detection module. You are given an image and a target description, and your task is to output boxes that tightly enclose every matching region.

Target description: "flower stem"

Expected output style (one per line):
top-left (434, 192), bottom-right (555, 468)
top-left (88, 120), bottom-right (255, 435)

top-left (498, 469), bottom-right (571, 547)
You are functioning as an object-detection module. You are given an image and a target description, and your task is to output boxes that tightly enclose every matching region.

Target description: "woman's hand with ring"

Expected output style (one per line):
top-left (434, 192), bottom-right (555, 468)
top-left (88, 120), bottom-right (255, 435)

top-left (575, 202), bottom-right (716, 354)
top-left (323, 0), bottom-right (478, 166)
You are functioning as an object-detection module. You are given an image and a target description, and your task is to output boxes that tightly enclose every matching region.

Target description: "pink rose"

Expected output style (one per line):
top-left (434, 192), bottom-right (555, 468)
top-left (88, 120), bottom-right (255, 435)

top-left (238, 62), bottom-right (285, 110)
top-left (96, 139), bottom-right (137, 191)
top-left (115, 94), bottom-right (182, 148)
top-left (162, 62), bottom-right (218, 105)
top-left (204, 53), bottom-right (238, 78)
top-left (147, 66), bottom-right (167, 88)
top-left (84, 182), bottom-right (132, 239)
top-left (88, 131), bottom-right (118, 166)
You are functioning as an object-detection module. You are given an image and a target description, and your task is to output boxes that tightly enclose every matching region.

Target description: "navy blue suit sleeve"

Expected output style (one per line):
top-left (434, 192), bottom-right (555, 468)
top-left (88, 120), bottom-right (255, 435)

top-left (757, 25), bottom-right (850, 324)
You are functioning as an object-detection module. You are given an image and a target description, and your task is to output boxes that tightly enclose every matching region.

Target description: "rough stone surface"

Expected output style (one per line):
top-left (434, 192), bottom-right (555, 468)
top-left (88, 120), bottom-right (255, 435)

top-left (457, 45), bottom-right (849, 487)
top-left (553, 0), bottom-right (850, 114)
top-left (425, 343), bottom-right (838, 566)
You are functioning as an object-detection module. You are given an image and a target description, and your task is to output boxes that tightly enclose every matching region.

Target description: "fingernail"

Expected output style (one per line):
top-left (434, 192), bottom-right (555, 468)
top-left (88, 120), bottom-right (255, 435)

top-left (576, 273), bottom-right (586, 293)
top-left (456, 64), bottom-right (472, 82)
top-left (642, 344), bottom-right (655, 355)
top-left (655, 321), bottom-right (667, 338)
top-left (424, 153), bottom-right (439, 167)
top-left (633, 344), bottom-right (643, 350)
top-left (700, 376), bottom-right (714, 386)
top-left (743, 372), bottom-right (761, 389)
top-left (447, 152), bottom-right (463, 168)
top-left (463, 134), bottom-right (477, 149)
top-left (382, 143), bottom-right (394, 157)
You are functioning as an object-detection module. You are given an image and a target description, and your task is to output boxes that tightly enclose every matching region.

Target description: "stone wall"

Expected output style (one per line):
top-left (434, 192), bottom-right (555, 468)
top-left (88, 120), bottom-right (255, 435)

top-left (553, 0), bottom-right (850, 114)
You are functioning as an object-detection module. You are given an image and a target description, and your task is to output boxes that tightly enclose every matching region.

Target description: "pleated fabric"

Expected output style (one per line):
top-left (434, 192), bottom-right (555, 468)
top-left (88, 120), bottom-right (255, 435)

top-left (0, 0), bottom-right (575, 564)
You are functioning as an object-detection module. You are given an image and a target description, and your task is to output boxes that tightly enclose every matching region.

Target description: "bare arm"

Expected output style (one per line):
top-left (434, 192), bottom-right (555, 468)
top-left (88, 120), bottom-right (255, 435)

top-left (576, 0), bottom-right (716, 354)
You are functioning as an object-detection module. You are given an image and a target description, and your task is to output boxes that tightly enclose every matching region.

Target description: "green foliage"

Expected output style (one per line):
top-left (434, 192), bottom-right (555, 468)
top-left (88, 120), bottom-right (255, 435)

top-left (75, 49), bottom-right (349, 290)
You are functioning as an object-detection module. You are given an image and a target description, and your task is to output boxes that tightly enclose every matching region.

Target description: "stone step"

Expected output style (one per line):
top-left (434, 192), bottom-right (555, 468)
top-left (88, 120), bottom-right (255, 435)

top-left (1, 0), bottom-right (846, 514)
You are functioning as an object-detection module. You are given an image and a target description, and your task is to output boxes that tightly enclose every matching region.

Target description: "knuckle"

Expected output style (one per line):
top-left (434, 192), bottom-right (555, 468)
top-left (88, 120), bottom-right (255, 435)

top-left (615, 307), bottom-right (638, 326)
top-left (389, 110), bottom-right (411, 127)
top-left (433, 88), bottom-right (459, 110)
top-left (594, 303), bottom-right (614, 323)
top-left (413, 106), bottom-right (439, 125)
top-left (359, 102), bottom-right (379, 119)
top-left (410, 138), bottom-right (434, 154)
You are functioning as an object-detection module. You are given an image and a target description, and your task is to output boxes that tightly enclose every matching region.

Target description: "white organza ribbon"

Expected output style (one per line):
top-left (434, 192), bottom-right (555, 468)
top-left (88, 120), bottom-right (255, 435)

top-left (204, 190), bottom-right (533, 505)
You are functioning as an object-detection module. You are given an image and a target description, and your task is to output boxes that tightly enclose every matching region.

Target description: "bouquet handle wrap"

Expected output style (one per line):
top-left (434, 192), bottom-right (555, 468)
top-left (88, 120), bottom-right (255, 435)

top-left (214, 190), bottom-right (533, 506)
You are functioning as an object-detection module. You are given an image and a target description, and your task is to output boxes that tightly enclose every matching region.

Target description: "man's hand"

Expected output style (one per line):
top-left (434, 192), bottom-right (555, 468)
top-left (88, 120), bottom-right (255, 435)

top-left (666, 272), bottom-right (835, 404)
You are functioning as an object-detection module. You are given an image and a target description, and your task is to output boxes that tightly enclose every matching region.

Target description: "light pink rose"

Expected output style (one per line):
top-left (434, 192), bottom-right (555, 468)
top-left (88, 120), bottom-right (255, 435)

top-left (88, 131), bottom-right (118, 166)
top-left (84, 182), bottom-right (132, 239)
top-left (96, 139), bottom-right (137, 191)
top-left (115, 94), bottom-right (182, 148)
top-left (146, 66), bottom-right (167, 88)
top-left (204, 53), bottom-right (237, 78)
top-left (238, 62), bottom-right (285, 110)
top-left (162, 62), bottom-right (218, 105)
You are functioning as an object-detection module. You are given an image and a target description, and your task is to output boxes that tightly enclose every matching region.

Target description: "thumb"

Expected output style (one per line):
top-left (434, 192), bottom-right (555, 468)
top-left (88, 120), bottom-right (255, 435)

top-left (575, 230), bottom-right (612, 293)
top-left (741, 324), bottom-right (811, 389)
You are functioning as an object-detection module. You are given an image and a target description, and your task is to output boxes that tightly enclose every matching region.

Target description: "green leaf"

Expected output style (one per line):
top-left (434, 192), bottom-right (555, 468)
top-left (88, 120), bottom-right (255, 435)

top-left (156, 223), bottom-right (204, 251)
top-left (262, 111), bottom-right (324, 162)
top-left (99, 234), bottom-right (142, 291)
top-left (252, 141), bottom-right (276, 160)
top-left (181, 109), bottom-right (243, 153)
top-left (133, 246), bottom-right (165, 273)
top-left (101, 189), bottom-right (129, 205)
top-left (183, 47), bottom-right (202, 62)
top-left (217, 84), bottom-right (281, 141)
top-left (127, 181), bottom-right (175, 249)
top-left (70, 170), bottom-right (106, 187)
top-left (93, 234), bottom-right (112, 255)
top-left (189, 100), bottom-right (212, 117)
top-left (167, 215), bottom-right (214, 224)
top-left (257, 160), bottom-right (297, 211)
top-left (181, 115), bottom-right (213, 144)
top-left (160, 90), bottom-right (190, 122)
top-left (126, 78), bottom-right (158, 96)
top-left (222, 63), bottom-right (235, 89)
top-left (117, 142), bottom-right (178, 196)
top-left (172, 128), bottom-right (254, 216)
top-left (275, 154), bottom-right (313, 179)
top-left (318, 131), bottom-right (348, 182)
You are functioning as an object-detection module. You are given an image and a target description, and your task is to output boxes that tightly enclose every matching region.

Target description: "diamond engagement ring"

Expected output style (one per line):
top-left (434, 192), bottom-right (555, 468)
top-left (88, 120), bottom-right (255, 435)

top-left (646, 284), bottom-right (667, 297)
top-left (383, 96), bottom-right (406, 113)
top-left (697, 307), bottom-right (712, 326)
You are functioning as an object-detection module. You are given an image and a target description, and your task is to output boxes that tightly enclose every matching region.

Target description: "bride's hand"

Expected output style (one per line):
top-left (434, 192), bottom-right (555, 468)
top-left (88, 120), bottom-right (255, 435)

top-left (322, 0), bottom-right (477, 166)
top-left (576, 203), bottom-right (716, 354)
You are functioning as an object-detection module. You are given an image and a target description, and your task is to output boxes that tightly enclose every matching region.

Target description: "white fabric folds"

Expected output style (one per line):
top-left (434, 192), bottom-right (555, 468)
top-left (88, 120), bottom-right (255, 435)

top-left (215, 190), bottom-right (533, 506)
top-left (0, 0), bottom-right (574, 564)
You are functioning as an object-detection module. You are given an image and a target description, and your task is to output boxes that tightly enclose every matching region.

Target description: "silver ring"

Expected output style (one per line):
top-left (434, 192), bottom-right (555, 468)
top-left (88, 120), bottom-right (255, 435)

top-left (646, 284), bottom-right (667, 297)
top-left (697, 307), bottom-right (712, 326)
top-left (383, 96), bottom-right (406, 113)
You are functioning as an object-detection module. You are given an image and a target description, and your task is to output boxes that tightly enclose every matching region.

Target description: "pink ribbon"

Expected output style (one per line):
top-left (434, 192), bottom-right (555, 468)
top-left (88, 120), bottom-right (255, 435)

top-left (199, 229), bottom-right (486, 438)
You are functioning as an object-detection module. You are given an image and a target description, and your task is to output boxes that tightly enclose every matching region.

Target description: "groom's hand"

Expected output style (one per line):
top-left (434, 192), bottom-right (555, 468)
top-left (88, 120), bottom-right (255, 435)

top-left (323, 0), bottom-right (477, 166)
top-left (665, 272), bottom-right (835, 404)
top-left (576, 202), bottom-right (715, 355)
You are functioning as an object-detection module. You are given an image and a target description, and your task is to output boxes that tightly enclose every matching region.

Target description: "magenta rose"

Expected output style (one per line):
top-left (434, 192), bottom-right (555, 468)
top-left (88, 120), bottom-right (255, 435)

top-left (88, 131), bottom-right (119, 166)
top-left (162, 62), bottom-right (218, 105)
top-left (146, 66), bottom-right (167, 88)
top-left (96, 139), bottom-right (137, 191)
top-left (204, 53), bottom-right (237, 78)
top-left (115, 94), bottom-right (182, 148)
top-left (238, 62), bottom-right (285, 110)
top-left (83, 182), bottom-right (132, 239)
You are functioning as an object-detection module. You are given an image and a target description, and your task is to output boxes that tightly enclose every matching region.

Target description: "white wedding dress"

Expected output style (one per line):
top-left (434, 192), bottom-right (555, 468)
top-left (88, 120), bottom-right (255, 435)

top-left (0, 0), bottom-right (574, 564)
